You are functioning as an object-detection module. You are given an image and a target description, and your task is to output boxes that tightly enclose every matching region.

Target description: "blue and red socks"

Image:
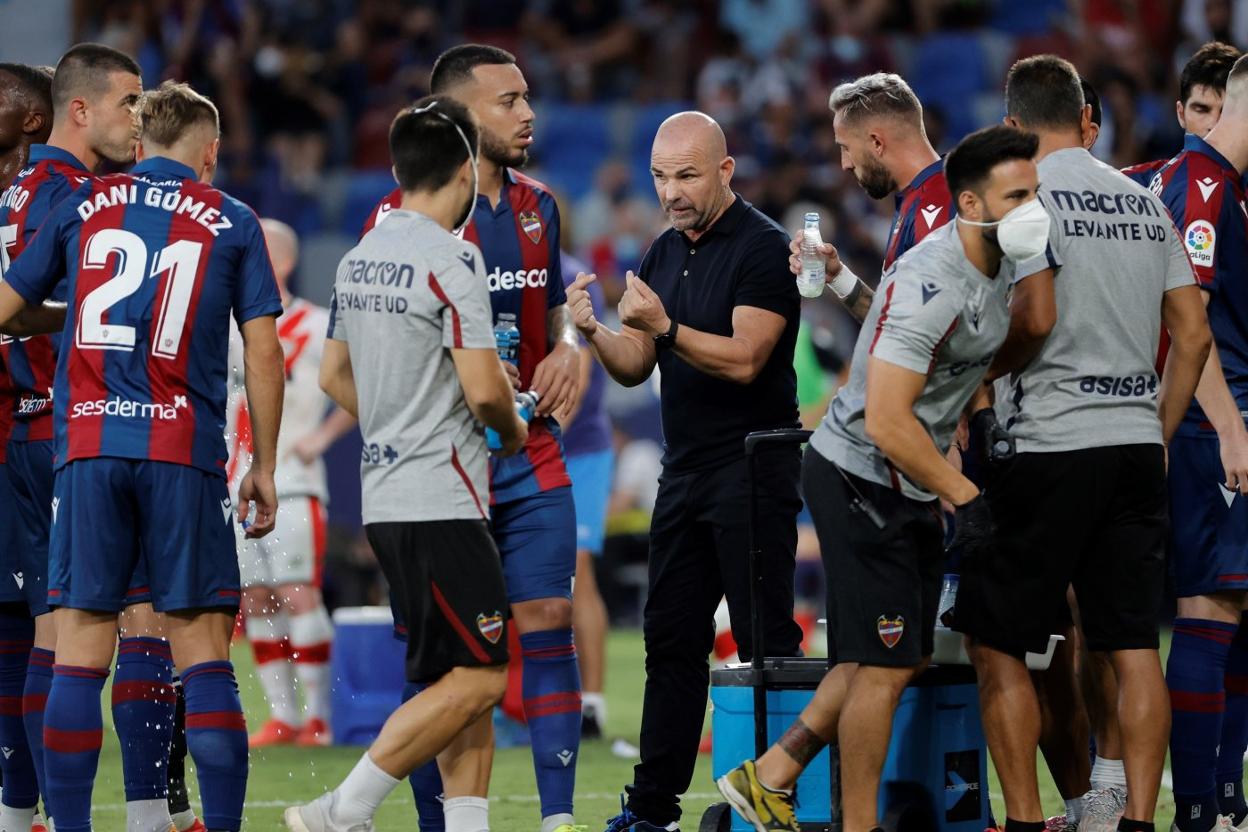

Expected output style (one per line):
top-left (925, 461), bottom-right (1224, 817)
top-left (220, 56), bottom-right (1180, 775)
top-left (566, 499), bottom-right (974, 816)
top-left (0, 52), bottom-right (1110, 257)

top-left (43, 664), bottom-right (109, 832)
top-left (1217, 615), bottom-right (1248, 823)
top-left (1169, 618), bottom-right (1237, 832)
top-left (401, 680), bottom-right (447, 832)
top-left (22, 647), bottom-right (53, 818)
top-left (182, 661), bottom-right (248, 832)
top-left (0, 616), bottom-right (37, 813)
top-left (521, 628), bottom-right (581, 828)
top-left (113, 637), bottom-right (176, 803)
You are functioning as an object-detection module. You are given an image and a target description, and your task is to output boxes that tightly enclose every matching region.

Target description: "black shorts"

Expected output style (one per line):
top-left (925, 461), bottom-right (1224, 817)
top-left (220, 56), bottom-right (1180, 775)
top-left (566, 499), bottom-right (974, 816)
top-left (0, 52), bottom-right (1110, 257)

top-left (804, 448), bottom-right (944, 668)
top-left (366, 520), bottom-right (510, 683)
top-left (954, 444), bottom-right (1166, 656)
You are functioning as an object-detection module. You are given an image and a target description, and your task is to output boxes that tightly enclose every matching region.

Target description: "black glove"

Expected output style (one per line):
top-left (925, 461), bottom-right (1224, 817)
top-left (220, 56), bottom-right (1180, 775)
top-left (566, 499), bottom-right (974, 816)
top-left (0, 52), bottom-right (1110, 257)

top-left (967, 408), bottom-right (1015, 479)
top-left (947, 492), bottom-right (996, 562)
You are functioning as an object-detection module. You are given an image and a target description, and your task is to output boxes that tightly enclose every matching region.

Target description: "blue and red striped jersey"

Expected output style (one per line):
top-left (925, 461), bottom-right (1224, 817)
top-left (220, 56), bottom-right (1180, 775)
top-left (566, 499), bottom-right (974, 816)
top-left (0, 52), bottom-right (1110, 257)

top-left (0, 145), bottom-right (92, 443)
top-left (883, 159), bottom-right (954, 270)
top-left (1155, 134), bottom-right (1248, 433)
top-left (3, 156), bottom-right (283, 475)
top-left (1122, 157), bottom-right (1168, 189)
top-left (363, 168), bottom-right (571, 504)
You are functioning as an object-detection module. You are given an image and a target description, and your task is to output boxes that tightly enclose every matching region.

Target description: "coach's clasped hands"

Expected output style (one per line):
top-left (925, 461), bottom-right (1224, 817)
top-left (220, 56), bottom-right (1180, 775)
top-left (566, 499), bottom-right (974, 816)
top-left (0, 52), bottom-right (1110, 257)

top-left (619, 271), bottom-right (671, 338)
top-left (949, 492), bottom-right (995, 560)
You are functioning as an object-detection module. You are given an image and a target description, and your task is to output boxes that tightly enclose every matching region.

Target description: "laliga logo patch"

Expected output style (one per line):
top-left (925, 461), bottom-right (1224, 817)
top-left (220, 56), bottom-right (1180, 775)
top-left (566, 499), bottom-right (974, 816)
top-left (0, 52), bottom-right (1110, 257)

top-left (476, 611), bottom-right (504, 644)
top-left (519, 210), bottom-right (543, 244)
top-left (1185, 220), bottom-right (1216, 268)
top-left (877, 615), bottom-right (905, 649)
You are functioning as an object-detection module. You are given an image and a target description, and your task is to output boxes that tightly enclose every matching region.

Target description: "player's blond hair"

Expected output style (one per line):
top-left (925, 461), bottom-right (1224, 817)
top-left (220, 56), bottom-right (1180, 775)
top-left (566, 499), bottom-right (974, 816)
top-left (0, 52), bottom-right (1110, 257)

top-left (828, 73), bottom-right (924, 128)
top-left (138, 81), bottom-right (219, 147)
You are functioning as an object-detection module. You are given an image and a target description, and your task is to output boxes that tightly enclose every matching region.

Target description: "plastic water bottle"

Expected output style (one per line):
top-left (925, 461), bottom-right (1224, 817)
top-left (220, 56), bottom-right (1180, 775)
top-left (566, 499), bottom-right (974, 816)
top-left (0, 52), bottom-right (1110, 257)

top-left (494, 313), bottom-right (520, 364)
top-left (487, 391), bottom-right (540, 451)
top-left (797, 212), bottom-right (826, 298)
top-left (938, 573), bottom-right (959, 627)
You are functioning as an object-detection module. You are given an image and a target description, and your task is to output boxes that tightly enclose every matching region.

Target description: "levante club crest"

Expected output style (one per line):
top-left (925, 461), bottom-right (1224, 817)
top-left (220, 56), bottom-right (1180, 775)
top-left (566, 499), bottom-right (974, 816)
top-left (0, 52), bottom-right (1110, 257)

top-left (519, 210), bottom-right (543, 244)
top-left (477, 612), bottom-right (504, 644)
top-left (877, 615), bottom-right (905, 649)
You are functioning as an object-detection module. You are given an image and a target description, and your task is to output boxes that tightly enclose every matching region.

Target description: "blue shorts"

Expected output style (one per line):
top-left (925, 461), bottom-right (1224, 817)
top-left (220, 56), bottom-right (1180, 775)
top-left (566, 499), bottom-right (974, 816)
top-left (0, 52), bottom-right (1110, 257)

top-left (567, 450), bottom-right (613, 555)
top-left (1169, 432), bottom-right (1248, 597)
top-left (495, 486), bottom-right (577, 604)
top-left (0, 462), bottom-right (25, 607)
top-left (48, 458), bottom-right (240, 613)
top-left (7, 440), bottom-right (56, 616)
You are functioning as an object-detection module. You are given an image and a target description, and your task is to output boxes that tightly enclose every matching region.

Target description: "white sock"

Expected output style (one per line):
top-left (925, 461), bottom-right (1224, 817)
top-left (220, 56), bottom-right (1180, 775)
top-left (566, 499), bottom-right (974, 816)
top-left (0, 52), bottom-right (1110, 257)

top-left (581, 691), bottom-right (607, 720)
top-left (445, 797), bottom-right (490, 832)
top-left (1065, 797), bottom-right (1084, 823)
top-left (290, 607), bottom-right (334, 722)
top-left (247, 612), bottom-right (300, 725)
top-left (333, 753), bottom-right (399, 824)
top-left (1090, 756), bottom-right (1127, 789)
top-left (0, 805), bottom-right (37, 832)
top-left (541, 813), bottom-right (573, 832)
top-left (126, 798), bottom-right (174, 832)
top-left (171, 809), bottom-right (198, 832)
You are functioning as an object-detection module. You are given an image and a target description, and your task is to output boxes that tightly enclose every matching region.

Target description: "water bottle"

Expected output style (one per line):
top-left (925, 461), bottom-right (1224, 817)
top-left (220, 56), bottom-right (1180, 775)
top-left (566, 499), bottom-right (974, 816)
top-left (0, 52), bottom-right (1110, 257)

top-left (938, 573), bottom-right (959, 627)
top-left (494, 313), bottom-right (520, 364)
top-left (487, 391), bottom-right (540, 451)
top-left (797, 212), bottom-right (826, 299)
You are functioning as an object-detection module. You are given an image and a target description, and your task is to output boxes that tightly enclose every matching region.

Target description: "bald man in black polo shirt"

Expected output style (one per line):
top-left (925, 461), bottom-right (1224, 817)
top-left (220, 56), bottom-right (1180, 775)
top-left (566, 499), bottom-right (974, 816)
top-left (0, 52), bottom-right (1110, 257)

top-left (567, 111), bottom-right (804, 832)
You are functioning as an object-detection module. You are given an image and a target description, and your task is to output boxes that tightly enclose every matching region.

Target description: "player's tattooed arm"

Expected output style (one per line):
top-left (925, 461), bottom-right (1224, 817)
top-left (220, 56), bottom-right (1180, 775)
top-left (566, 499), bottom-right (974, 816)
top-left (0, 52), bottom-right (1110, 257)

top-left (777, 717), bottom-right (830, 766)
top-left (842, 280), bottom-right (874, 323)
top-left (0, 300), bottom-right (66, 337)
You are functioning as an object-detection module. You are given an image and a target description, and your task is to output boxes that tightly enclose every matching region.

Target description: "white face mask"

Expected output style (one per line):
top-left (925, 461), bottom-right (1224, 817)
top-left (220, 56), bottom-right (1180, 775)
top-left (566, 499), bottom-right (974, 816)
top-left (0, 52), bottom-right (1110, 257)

top-left (958, 197), bottom-right (1051, 261)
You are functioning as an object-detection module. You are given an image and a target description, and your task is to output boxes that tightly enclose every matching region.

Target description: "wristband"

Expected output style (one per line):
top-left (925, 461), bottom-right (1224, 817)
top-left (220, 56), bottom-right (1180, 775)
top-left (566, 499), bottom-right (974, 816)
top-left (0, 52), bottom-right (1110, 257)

top-left (829, 264), bottom-right (859, 299)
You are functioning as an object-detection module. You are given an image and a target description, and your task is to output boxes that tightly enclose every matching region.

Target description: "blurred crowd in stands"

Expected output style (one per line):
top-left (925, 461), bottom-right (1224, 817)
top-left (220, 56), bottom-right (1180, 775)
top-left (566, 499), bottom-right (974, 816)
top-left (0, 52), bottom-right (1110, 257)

top-left (28, 0), bottom-right (1248, 616)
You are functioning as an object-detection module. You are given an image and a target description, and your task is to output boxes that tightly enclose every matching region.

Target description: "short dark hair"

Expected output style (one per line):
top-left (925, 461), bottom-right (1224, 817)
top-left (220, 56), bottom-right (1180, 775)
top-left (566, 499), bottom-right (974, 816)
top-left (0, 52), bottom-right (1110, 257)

top-left (1180, 41), bottom-right (1241, 103)
top-left (1005, 54), bottom-right (1084, 131)
top-left (391, 94), bottom-right (479, 193)
top-left (1080, 79), bottom-right (1101, 127)
top-left (944, 125), bottom-right (1040, 208)
top-left (0, 63), bottom-right (53, 114)
top-left (52, 43), bottom-right (142, 115)
top-left (430, 44), bottom-right (516, 94)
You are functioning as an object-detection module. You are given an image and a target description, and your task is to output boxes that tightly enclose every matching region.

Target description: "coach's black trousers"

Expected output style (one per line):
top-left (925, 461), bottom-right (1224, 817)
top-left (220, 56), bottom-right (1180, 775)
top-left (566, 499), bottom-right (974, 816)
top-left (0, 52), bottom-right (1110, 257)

top-left (626, 450), bottom-right (804, 825)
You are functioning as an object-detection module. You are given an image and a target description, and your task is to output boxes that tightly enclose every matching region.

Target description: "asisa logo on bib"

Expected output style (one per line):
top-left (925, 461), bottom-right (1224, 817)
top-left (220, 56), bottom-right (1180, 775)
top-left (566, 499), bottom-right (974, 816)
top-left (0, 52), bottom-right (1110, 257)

top-left (1185, 219), bottom-right (1216, 268)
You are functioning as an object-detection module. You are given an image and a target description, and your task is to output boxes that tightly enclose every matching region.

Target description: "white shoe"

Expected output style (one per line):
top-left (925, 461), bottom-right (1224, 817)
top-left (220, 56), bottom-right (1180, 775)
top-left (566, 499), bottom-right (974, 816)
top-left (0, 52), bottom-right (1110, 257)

top-left (1046, 815), bottom-right (1078, 832)
top-left (283, 792), bottom-right (375, 832)
top-left (1168, 813), bottom-right (1240, 832)
top-left (1077, 786), bottom-right (1127, 832)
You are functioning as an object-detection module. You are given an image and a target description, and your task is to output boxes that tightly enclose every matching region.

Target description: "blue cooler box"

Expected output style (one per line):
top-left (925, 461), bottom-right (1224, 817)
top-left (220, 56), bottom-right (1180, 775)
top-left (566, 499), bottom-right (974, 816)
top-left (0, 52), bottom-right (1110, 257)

top-left (710, 660), bottom-right (988, 832)
top-left (329, 606), bottom-right (408, 746)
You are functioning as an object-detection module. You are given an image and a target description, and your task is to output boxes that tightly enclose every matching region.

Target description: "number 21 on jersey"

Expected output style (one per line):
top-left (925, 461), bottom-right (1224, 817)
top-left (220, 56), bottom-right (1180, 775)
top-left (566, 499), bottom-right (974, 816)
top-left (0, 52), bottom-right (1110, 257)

top-left (76, 228), bottom-right (203, 359)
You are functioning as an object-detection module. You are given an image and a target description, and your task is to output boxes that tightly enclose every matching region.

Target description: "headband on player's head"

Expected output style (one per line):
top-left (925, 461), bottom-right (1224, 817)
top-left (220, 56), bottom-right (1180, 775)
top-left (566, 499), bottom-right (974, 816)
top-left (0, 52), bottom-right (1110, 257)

top-left (410, 101), bottom-right (477, 165)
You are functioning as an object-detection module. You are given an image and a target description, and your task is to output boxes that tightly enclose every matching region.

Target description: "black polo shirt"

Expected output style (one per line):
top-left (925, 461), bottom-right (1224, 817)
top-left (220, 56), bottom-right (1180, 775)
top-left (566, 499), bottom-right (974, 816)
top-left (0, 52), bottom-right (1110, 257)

top-left (638, 193), bottom-right (800, 472)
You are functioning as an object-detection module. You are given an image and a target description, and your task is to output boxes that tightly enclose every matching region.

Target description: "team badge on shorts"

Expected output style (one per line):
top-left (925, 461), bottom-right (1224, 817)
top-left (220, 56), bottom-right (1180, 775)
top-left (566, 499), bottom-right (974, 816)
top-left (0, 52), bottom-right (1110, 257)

top-left (877, 615), bottom-right (905, 649)
top-left (476, 611), bottom-right (504, 644)
top-left (519, 211), bottom-right (543, 244)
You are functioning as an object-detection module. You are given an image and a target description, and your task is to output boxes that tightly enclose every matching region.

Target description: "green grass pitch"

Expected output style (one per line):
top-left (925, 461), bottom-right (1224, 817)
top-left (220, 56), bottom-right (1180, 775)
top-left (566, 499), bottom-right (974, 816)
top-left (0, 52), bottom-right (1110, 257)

top-left (80, 629), bottom-right (1185, 829)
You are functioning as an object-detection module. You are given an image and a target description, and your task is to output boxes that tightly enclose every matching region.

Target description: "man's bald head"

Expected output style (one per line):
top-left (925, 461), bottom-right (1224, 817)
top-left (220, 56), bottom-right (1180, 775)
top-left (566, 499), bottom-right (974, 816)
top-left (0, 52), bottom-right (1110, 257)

top-left (1223, 54), bottom-right (1248, 117)
top-left (650, 111), bottom-right (735, 236)
top-left (652, 111), bottom-right (728, 162)
top-left (261, 218), bottom-right (299, 288)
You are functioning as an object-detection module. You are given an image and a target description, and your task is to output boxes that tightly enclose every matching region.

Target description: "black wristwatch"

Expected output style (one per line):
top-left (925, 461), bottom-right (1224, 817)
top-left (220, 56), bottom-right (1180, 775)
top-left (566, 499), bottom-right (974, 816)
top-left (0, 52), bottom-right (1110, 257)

top-left (654, 319), bottom-right (679, 351)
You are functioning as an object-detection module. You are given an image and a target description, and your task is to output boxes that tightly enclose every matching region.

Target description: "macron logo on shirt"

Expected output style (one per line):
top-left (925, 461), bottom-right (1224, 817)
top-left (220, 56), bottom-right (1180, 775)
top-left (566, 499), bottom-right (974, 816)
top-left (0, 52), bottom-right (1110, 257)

top-left (920, 204), bottom-right (943, 229)
top-left (1197, 177), bottom-right (1220, 203)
